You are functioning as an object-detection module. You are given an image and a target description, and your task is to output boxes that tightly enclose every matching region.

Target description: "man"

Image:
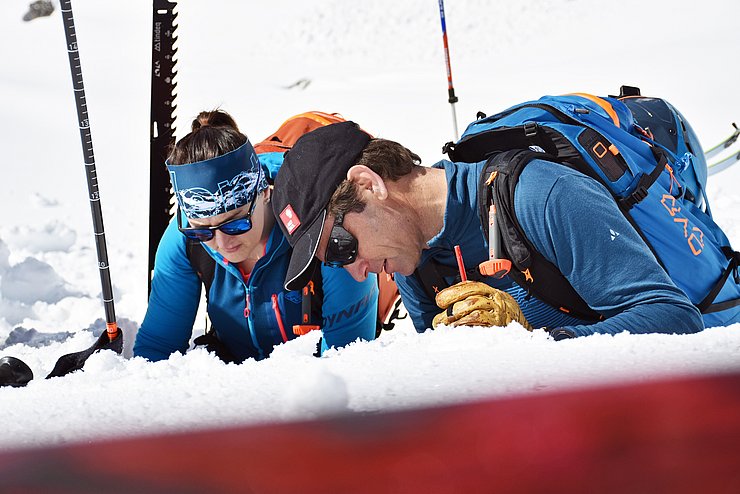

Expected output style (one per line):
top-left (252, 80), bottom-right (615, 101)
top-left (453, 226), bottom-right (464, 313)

top-left (272, 121), bottom-right (705, 338)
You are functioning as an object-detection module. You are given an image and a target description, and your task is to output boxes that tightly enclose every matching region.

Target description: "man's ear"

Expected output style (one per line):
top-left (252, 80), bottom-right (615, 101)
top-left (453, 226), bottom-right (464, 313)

top-left (347, 165), bottom-right (387, 200)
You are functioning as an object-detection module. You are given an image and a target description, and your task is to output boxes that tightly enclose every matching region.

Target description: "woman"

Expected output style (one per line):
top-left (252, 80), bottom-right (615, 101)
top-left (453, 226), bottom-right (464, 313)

top-left (134, 110), bottom-right (378, 362)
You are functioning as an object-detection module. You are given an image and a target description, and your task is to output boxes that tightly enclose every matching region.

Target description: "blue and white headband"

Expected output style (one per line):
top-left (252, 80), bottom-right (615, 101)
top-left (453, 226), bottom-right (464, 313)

top-left (166, 140), bottom-right (269, 219)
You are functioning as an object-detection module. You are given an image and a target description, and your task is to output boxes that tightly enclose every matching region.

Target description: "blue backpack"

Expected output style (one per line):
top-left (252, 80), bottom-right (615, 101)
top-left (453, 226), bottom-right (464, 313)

top-left (444, 86), bottom-right (740, 327)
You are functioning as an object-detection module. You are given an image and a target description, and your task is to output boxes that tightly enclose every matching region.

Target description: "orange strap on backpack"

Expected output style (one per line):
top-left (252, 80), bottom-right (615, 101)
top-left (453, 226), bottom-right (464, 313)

top-left (567, 93), bottom-right (620, 127)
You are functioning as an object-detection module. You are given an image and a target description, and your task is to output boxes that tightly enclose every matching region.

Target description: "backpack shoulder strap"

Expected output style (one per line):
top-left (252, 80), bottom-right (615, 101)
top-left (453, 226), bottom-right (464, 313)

top-left (480, 150), bottom-right (603, 322)
top-left (185, 240), bottom-right (238, 361)
top-left (186, 240), bottom-right (216, 302)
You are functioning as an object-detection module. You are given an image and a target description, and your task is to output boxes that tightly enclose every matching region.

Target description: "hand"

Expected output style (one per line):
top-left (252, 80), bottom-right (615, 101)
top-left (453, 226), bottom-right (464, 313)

top-left (432, 281), bottom-right (532, 330)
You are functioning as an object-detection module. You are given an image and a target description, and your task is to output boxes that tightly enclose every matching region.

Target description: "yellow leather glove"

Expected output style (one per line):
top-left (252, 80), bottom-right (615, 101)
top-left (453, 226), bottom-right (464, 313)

top-left (432, 281), bottom-right (533, 330)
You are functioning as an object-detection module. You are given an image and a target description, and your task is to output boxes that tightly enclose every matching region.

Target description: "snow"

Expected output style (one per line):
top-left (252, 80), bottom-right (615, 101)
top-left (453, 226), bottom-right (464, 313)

top-left (1, 0), bottom-right (739, 451)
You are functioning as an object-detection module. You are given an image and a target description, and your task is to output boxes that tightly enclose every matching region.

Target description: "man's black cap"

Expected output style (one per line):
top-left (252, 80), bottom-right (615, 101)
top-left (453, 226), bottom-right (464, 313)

top-left (272, 121), bottom-right (371, 291)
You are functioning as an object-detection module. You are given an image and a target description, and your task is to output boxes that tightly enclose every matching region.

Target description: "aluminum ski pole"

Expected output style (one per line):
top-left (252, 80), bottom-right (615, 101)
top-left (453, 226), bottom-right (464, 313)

top-left (59, 0), bottom-right (119, 344)
top-left (438, 0), bottom-right (459, 140)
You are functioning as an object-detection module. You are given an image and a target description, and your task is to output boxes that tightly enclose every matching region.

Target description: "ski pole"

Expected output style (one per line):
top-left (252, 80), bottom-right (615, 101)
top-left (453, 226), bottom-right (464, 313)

top-left (60, 0), bottom-right (119, 342)
top-left (437, 0), bottom-right (459, 140)
top-left (1, 0), bottom-right (123, 385)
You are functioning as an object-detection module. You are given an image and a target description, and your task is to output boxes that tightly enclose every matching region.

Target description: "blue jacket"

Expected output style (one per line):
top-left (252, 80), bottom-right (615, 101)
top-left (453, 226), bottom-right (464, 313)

top-left (395, 159), bottom-right (705, 336)
top-left (134, 154), bottom-right (378, 362)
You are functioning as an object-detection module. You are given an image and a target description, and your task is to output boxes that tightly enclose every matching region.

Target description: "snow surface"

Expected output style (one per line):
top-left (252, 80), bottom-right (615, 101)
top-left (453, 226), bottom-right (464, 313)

top-left (1, 0), bottom-right (739, 450)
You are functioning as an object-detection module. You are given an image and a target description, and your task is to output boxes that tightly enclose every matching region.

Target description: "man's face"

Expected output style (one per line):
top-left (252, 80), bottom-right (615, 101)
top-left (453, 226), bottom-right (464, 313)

top-left (315, 202), bottom-right (425, 281)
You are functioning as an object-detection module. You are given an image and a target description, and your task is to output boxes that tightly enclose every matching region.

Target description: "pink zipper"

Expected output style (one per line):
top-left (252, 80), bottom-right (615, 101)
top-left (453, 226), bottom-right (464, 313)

top-left (271, 294), bottom-right (289, 343)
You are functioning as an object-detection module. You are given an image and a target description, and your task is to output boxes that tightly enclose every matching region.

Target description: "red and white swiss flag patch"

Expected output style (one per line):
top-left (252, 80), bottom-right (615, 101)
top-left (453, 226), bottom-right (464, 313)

top-left (279, 204), bottom-right (301, 235)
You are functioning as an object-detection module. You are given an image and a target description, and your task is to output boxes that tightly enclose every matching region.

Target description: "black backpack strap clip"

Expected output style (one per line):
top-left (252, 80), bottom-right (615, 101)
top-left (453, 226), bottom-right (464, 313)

top-left (523, 121), bottom-right (538, 138)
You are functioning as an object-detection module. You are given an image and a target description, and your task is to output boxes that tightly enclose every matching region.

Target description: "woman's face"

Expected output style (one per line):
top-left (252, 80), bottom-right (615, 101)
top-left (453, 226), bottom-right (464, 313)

top-left (188, 189), bottom-right (271, 264)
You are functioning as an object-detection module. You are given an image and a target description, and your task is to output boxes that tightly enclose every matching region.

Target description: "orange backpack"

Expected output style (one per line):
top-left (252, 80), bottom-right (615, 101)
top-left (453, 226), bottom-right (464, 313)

top-left (255, 111), bottom-right (347, 153)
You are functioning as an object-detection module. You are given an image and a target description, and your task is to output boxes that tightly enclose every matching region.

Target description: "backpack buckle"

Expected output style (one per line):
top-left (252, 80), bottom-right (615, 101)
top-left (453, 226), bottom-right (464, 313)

top-left (632, 185), bottom-right (649, 203)
top-left (621, 185), bottom-right (648, 209)
top-left (524, 122), bottom-right (538, 138)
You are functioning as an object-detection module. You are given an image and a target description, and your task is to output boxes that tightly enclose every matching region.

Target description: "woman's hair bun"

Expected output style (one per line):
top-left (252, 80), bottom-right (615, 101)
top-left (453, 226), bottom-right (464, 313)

top-left (191, 110), bottom-right (240, 132)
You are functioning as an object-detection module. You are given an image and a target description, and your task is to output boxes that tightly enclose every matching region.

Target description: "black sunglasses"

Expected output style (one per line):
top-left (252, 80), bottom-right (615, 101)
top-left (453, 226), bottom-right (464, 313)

top-left (324, 211), bottom-right (358, 268)
top-left (178, 187), bottom-right (259, 242)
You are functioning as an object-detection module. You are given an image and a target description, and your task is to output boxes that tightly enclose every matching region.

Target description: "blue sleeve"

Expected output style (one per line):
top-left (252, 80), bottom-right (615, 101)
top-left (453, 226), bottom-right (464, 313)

top-left (394, 272), bottom-right (438, 332)
top-left (318, 265), bottom-right (378, 352)
top-left (516, 161), bottom-right (704, 336)
top-left (133, 220), bottom-right (203, 360)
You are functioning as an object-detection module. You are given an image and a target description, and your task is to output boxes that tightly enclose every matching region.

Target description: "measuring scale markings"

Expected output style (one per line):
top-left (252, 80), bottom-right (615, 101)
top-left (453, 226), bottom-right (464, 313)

top-left (59, 0), bottom-right (118, 327)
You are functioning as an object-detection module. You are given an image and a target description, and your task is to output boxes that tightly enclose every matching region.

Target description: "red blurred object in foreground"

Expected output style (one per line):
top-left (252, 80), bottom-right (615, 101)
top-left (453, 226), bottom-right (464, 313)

top-left (1, 372), bottom-right (739, 493)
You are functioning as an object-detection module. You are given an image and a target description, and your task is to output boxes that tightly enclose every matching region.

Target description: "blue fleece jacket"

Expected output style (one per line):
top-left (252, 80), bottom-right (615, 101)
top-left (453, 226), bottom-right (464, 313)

top-left (394, 159), bottom-right (704, 336)
top-left (134, 154), bottom-right (378, 362)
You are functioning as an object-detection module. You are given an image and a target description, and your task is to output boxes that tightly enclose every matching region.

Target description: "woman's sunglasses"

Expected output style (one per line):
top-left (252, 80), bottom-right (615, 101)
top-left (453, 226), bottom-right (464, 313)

top-left (178, 187), bottom-right (259, 242)
top-left (324, 212), bottom-right (358, 268)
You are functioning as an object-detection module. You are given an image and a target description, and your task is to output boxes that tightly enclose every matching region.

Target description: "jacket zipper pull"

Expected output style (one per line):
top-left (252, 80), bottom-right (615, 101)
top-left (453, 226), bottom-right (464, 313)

top-left (271, 294), bottom-right (289, 343)
top-left (244, 292), bottom-right (251, 318)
